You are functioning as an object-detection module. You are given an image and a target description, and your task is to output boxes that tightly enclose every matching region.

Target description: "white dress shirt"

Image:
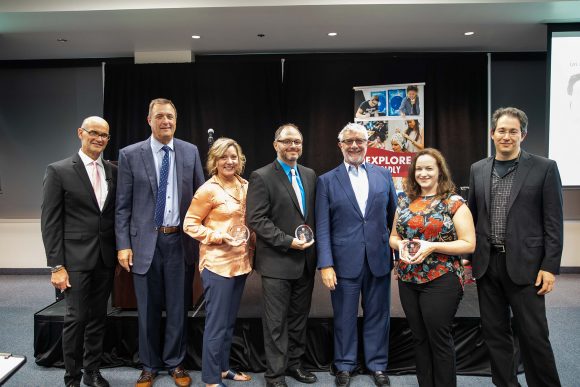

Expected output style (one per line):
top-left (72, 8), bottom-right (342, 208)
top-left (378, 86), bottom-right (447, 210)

top-left (344, 161), bottom-right (369, 217)
top-left (78, 149), bottom-right (108, 211)
top-left (151, 136), bottom-right (179, 226)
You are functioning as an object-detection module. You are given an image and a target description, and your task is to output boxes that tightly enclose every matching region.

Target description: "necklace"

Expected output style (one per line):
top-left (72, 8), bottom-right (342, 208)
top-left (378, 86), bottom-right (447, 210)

top-left (216, 176), bottom-right (243, 202)
top-left (420, 194), bottom-right (436, 202)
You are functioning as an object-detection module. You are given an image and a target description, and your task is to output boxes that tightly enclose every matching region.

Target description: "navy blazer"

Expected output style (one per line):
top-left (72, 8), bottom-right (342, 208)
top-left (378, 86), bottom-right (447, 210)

top-left (468, 150), bottom-right (564, 285)
top-left (315, 163), bottom-right (397, 279)
top-left (115, 137), bottom-right (205, 275)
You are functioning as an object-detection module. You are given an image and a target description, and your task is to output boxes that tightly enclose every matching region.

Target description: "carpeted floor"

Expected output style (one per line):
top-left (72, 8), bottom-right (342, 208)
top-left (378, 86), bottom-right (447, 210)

top-left (1, 274), bottom-right (578, 386)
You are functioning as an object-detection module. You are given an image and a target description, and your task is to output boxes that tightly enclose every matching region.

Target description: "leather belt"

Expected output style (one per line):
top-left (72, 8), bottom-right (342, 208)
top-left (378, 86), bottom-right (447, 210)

top-left (491, 244), bottom-right (506, 253)
top-left (156, 226), bottom-right (180, 234)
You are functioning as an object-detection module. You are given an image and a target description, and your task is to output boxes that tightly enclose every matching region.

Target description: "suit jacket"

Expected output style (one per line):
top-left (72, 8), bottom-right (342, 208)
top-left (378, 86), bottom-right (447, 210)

top-left (246, 160), bottom-right (317, 280)
top-left (41, 153), bottom-right (117, 271)
top-left (468, 150), bottom-right (564, 285)
top-left (315, 163), bottom-right (397, 279)
top-left (115, 137), bottom-right (205, 275)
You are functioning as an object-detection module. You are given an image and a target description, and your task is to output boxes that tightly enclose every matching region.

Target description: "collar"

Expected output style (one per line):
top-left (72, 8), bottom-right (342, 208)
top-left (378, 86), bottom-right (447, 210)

top-left (277, 159), bottom-right (298, 175)
top-left (78, 149), bottom-right (103, 167)
top-left (150, 136), bottom-right (174, 153)
top-left (344, 161), bottom-right (367, 172)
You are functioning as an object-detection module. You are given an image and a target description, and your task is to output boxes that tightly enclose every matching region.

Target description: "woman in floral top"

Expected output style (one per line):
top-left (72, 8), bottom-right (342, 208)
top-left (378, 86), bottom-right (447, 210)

top-left (389, 148), bottom-right (475, 387)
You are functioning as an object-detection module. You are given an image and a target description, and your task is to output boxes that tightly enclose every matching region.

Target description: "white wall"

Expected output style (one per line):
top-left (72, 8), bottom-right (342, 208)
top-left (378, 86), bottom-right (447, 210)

top-left (1, 219), bottom-right (579, 269)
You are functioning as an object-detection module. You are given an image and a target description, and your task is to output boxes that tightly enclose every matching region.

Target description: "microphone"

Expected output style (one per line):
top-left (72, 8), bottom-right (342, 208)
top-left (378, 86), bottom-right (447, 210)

top-left (208, 128), bottom-right (215, 146)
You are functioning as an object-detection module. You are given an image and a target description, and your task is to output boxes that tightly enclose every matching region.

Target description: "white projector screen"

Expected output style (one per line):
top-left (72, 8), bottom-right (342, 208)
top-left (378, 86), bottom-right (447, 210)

top-left (548, 30), bottom-right (580, 186)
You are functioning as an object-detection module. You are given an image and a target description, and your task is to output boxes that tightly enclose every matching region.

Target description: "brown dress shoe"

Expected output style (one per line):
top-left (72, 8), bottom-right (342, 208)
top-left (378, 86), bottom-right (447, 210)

top-left (171, 366), bottom-right (191, 387)
top-left (135, 370), bottom-right (157, 387)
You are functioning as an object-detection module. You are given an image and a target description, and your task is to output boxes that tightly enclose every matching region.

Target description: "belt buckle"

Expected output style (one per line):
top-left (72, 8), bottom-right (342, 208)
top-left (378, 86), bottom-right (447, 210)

top-left (495, 244), bottom-right (505, 253)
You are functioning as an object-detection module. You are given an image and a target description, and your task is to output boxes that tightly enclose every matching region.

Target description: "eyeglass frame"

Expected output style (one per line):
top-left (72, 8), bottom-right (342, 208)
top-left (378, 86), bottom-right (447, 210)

top-left (276, 139), bottom-right (303, 146)
top-left (341, 138), bottom-right (368, 146)
top-left (81, 127), bottom-right (111, 140)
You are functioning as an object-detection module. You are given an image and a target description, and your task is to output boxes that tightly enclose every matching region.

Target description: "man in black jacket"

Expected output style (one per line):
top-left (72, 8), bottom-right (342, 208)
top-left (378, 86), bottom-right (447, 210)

top-left (41, 116), bottom-right (116, 387)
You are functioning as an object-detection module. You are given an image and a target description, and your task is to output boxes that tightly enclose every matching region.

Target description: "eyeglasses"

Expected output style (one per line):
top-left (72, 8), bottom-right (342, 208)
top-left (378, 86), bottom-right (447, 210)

top-left (495, 129), bottom-right (521, 137)
top-left (277, 139), bottom-right (303, 146)
top-left (82, 127), bottom-right (111, 140)
top-left (341, 139), bottom-right (367, 146)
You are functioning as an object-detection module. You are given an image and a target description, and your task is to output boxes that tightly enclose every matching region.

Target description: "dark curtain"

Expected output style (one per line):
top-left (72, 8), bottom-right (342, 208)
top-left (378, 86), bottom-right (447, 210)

top-left (103, 59), bottom-right (283, 178)
top-left (103, 63), bottom-right (197, 161)
top-left (282, 53), bottom-right (488, 186)
top-left (103, 53), bottom-right (487, 185)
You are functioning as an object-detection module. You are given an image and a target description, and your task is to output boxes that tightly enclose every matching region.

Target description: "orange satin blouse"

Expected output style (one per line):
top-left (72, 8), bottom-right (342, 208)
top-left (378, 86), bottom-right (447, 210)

top-left (183, 175), bottom-right (253, 277)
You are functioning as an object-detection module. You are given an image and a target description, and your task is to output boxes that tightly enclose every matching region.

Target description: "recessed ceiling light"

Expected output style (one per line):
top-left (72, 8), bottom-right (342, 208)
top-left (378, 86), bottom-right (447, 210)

top-left (192, 35), bottom-right (201, 39)
top-left (56, 38), bottom-right (68, 42)
top-left (464, 31), bottom-right (475, 36)
top-left (328, 32), bottom-right (338, 37)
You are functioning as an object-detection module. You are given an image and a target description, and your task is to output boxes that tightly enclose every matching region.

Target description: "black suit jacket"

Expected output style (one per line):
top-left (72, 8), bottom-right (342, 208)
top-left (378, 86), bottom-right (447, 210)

top-left (41, 153), bottom-right (117, 271)
top-left (246, 160), bottom-right (317, 280)
top-left (468, 150), bottom-right (563, 285)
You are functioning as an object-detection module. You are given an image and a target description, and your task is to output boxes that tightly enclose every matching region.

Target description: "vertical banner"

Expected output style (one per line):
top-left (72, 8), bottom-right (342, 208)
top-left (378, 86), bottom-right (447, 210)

top-left (354, 83), bottom-right (425, 192)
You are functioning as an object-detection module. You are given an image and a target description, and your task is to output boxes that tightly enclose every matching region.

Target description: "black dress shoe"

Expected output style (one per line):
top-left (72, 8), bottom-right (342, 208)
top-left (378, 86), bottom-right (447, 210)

top-left (82, 369), bottom-right (110, 387)
top-left (266, 382), bottom-right (288, 387)
top-left (335, 371), bottom-right (351, 387)
top-left (287, 368), bottom-right (318, 384)
top-left (372, 371), bottom-right (390, 386)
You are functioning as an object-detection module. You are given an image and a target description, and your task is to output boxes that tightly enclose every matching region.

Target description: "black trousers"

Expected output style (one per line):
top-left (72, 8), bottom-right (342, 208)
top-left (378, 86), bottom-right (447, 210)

top-left (398, 272), bottom-right (463, 387)
top-left (62, 259), bottom-right (114, 385)
top-left (477, 250), bottom-right (561, 387)
top-left (261, 267), bottom-right (315, 384)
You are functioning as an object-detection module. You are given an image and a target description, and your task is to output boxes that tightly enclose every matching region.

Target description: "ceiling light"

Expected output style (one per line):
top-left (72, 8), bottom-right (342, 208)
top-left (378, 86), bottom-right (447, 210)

top-left (464, 31), bottom-right (475, 36)
top-left (328, 32), bottom-right (338, 37)
top-left (192, 35), bottom-right (201, 39)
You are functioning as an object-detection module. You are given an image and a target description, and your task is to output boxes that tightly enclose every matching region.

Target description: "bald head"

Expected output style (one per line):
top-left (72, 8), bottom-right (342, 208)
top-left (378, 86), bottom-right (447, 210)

top-left (81, 116), bottom-right (109, 131)
top-left (78, 116), bottom-right (110, 160)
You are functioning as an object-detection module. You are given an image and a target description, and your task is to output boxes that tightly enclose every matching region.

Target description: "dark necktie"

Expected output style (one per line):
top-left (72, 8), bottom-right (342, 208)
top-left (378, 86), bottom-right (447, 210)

top-left (154, 145), bottom-right (170, 227)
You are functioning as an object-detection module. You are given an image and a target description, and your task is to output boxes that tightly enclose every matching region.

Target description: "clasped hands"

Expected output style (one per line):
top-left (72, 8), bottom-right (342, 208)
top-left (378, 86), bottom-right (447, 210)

top-left (397, 239), bottom-right (435, 265)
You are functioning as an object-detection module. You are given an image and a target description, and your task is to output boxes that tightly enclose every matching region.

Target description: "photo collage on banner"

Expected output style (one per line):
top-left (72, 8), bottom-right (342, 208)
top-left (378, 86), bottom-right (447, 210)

top-left (353, 83), bottom-right (425, 194)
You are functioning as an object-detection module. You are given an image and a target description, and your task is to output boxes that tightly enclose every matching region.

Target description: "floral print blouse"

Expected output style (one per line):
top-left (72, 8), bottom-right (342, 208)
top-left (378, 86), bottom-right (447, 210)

top-left (395, 193), bottom-right (465, 285)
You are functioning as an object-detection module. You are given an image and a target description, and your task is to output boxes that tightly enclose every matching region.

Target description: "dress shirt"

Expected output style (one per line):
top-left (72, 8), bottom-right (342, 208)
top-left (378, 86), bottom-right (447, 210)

top-left (277, 159), bottom-right (307, 217)
top-left (78, 149), bottom-right (108, 210)
top-left (151, 136), bottom-right (179, 226)
top-left (183, 175), bottom-right (253, 277)
top-left (344, 161), bottom-right (369, 217)
top-left (490, 157), bottom-right (519, 244)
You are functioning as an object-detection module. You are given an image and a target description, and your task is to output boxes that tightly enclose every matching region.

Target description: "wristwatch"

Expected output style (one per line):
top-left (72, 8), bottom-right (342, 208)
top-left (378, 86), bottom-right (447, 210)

top-left (50, 265), bottom-right (64, 273)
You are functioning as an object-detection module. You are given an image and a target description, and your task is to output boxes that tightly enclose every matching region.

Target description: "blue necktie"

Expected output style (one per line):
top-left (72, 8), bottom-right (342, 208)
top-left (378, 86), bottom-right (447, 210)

top-left (154, 146), bottom-right (170, 227)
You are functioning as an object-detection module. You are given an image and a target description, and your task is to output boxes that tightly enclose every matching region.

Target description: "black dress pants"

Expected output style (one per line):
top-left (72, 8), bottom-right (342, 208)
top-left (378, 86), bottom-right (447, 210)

top-left (261, 267), bottom-right (315, 384)
top-left (399, 271), bottom-right (463, 387)
top-left (62, 259), bottom-right (114, 385)
top-left (477, 250), bottom-right (561, 387)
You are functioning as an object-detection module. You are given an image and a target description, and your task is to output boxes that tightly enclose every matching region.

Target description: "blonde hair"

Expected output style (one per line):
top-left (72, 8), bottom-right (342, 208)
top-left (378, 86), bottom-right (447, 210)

top-left (206, 137), bottom-right (246, 176)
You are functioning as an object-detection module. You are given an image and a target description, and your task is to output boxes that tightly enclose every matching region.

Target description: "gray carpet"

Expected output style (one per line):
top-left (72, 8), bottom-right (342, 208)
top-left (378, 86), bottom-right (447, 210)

top-left (1, 274), bottom-right (579, 387)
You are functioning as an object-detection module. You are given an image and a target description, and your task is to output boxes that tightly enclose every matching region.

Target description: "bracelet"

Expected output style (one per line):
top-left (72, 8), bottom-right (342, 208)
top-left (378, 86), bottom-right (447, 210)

top-left (51, 265), bottom-right (64, 273)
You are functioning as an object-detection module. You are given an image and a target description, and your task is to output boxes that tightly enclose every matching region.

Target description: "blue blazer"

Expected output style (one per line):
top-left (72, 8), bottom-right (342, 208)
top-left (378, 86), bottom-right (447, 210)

top-left (115, 137), bottom-right (205, 275)
top-left (315, 163), bottom-right (397, 279)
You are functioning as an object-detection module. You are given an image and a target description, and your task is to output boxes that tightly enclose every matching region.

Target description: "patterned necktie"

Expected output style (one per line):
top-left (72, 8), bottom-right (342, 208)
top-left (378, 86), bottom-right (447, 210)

top-left (290, 168), bottom-right (304, 216)
top-left (154, 146), bottom-right (170, 227)
top-left (91, 161), bottom-right (102, 210)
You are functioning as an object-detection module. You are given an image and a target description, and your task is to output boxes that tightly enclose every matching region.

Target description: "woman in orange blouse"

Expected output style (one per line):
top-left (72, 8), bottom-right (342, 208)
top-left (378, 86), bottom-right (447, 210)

top-left (184, 138), bottom-right (252, 387)
top-left (389, 148), bottom-right (475, 387)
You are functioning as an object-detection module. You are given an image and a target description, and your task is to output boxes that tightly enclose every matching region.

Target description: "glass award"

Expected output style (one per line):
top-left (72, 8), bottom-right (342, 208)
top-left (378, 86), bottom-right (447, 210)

top-left (295, 224), bottom-right (314, 243)
top-left (228, 224), bottom-right (250, 243)
top-left (407, 240), bottom-right (421, 258)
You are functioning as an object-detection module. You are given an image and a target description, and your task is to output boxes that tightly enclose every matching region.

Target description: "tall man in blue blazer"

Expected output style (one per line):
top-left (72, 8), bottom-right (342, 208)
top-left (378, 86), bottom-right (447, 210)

top-left (42, 116), bottom-right (116, 387)
top-left (316, 123), bottom-right (397, 387)
top-left (116, 98), bottom-right (205, 387)
top-left (468, 107), bottom-right (563, 387)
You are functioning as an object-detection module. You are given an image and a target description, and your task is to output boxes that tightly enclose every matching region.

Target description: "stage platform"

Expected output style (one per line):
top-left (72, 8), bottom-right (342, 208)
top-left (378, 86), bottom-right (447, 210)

top-left (34, 271), bottom-right (500, 375)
